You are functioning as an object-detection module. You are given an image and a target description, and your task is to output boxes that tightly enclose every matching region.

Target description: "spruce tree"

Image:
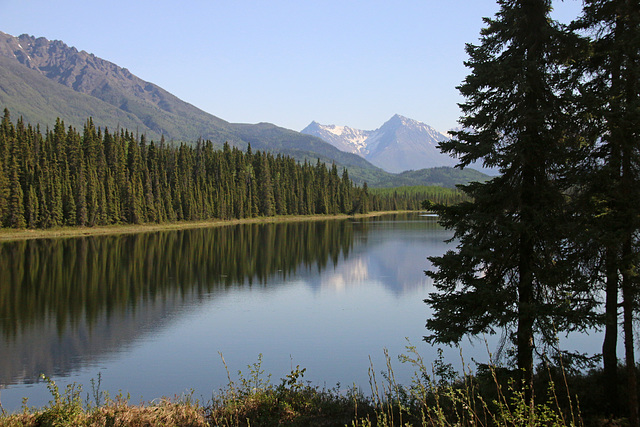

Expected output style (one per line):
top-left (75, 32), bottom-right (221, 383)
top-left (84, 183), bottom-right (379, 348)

top-left (573, 0), bottom-right (640, 421)
top-left (0, 156), bottom-right (8, 223)
top-left (340, 168), bottom-right (352, 213)
top-left (26, 185), bottom-right (39, 228)
top-left (49, 154), bottom-right (63, 227)
top-left (424, 0), bottom-right (598, 403)
top-left (256, 152), bottom-right (274, 216)
top-left (76, 158), bottom-right (88, 226)
top-left (7, 155), bottom-right (25, 228)
top-left (61, 159), bottom-right (76, 226)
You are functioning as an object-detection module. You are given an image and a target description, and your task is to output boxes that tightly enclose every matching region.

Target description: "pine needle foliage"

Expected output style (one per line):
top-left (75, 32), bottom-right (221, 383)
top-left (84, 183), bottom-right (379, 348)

top-left (424, 0), bottom-right (600, 404)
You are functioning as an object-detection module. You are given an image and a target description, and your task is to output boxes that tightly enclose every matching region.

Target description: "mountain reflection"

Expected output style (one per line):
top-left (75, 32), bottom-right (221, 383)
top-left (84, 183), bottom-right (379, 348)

top-left (0, 213), bottom-right (446, 388)
top-left (314, 216), bottom-right (451, 294)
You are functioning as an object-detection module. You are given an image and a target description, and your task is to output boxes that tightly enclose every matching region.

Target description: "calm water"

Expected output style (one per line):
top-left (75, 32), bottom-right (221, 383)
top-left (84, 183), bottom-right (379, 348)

top-left (0, 213), bottom-right (605, 411)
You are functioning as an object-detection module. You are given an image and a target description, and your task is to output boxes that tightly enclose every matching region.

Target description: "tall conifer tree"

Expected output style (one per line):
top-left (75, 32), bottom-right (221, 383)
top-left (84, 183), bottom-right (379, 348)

top-left (0, 156), bottom-right (8, 223)
top-left (573, 0), bottom-right (640, 421)
top-left (7, 155), bottom-right (25, 228)
top-left (424, 0), bottom-right (598, 403)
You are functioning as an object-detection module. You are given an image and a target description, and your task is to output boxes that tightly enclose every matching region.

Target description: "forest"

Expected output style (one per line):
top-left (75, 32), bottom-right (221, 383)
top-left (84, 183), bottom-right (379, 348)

top-left (0, 109), bottom-right (467, 230)
top-left (0, 109), bottom-right (358, 228)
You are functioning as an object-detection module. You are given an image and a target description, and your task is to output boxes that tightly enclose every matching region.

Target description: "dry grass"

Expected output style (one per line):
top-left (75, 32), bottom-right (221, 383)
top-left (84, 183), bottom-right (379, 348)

top-left (0, 398), bottom-right (208, 427)
top-left (0, 211), bottom-right (409, 242)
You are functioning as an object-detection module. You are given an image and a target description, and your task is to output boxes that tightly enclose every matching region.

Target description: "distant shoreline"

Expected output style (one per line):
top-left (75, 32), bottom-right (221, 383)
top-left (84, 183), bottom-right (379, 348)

top-left (0, 211), bottom-right (413, 242)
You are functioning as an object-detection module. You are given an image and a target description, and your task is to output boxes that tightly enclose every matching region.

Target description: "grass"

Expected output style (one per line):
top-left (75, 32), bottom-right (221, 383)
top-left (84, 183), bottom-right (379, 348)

top-left (0, 343), bottom-right (590, 427)
top-left (0, 374), bottom-right (208, 427)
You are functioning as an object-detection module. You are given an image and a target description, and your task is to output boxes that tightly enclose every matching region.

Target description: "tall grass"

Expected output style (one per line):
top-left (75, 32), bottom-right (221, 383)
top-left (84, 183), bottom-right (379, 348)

top-left (0, 345), bottom-right (584, 427)
top-left (0, 374), bottom-right (208, 427)
top-left (352, 342), bottom-right (582, 427)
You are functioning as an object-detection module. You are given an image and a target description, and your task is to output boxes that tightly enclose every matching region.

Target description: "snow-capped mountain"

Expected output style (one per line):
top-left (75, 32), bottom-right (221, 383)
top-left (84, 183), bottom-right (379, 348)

top-left (302, 114), bottom-right (456, 173)
top-left (300, 122), bottom-right (373, 155)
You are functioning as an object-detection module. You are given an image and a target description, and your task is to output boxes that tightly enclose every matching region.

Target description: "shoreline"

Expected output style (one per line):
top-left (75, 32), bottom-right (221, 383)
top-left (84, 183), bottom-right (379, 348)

top-left (0, 211), bottom-right (413, 242)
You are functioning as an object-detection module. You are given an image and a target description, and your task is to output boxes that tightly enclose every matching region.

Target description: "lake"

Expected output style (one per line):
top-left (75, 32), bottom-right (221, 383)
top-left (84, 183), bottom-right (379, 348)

top-left (0, 213), bottom-right (605, 411)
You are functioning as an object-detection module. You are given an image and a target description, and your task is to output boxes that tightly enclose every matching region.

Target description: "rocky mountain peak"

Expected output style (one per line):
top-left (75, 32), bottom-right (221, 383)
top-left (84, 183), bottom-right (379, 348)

top-left (302, 115), bottom-right (456, 173)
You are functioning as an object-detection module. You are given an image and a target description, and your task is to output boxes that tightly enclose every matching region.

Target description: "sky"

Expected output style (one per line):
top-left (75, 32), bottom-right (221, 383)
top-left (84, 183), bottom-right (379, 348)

top-left (1, 0), bottom-right (584, 134)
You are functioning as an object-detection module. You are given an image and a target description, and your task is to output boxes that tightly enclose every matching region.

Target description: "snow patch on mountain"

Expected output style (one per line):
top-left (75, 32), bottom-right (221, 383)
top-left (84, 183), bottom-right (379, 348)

top-left (302, 121), bottom-right (373, 155)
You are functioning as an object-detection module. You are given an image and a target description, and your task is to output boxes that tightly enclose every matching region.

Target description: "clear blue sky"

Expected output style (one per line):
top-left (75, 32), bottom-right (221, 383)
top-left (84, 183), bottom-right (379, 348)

top-left (1, 0), bottom-right (583, 133)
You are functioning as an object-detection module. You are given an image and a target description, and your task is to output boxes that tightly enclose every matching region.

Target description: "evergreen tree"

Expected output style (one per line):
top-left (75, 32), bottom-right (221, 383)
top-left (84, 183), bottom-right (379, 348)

top-left (76, 158), bottom-right (88, 226)
top-left (361, 182), bottom-right (369, 214)
top-left (256, 152), bottom-right (274, 216)
top-left (572, 0), bottom-right (640, 421)
top-left (105, 169), bottom-right (120, 224)
top-left (328, 163), bottom-right (340, 215)
top-left (26, 185), bottom-right (39, 228)
top-left (0, 156), bottom-right (8, 224)
top-left (61, 159), bottom-right (76, 226)
top-left (49, 153), bottom-right (63, 226)
top-left (339, 168), bottom-right (352, 213)
top-left (86, 167), bottom-right (100, 226)
top-left (314, 159), bottom-right (328, 214)
top-left (424, 0), bottom-right (598, 403)
top-left (0, 111), bottom-right (10, 224)
top-left (7, 155), bottom-right (25, 228)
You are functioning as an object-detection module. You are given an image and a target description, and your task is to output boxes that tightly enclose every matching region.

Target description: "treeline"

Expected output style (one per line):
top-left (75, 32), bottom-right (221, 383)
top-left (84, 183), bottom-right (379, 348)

top-left (0, 109), bottom-right (375, 229)
top-left (369, 185), bottom-right (468, 211)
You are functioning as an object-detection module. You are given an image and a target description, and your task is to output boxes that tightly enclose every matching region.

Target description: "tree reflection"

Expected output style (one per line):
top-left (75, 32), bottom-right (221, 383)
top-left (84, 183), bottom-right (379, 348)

top-left (0, 213), bottom-right (445, 388)
top-left (0, 219), bottom-right (356, 340)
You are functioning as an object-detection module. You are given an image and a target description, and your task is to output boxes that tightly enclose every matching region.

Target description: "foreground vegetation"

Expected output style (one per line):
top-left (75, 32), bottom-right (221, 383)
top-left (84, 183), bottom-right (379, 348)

top-left (1, 346), bottom-right (631, 427)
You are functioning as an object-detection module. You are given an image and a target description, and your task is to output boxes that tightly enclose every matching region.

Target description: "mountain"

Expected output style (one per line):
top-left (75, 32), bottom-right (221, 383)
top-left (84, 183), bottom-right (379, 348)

top-left (0, 53), bottom-right (160, 137)
top-left (0, 31), bottom-right (488, 187)
top-left (372, 166), bottom-right (489, 188)
top-left (0, 31), bottom-right (379, 175)
top-left (0, 31), bottom-right (238, 143)
top-left (302, 115), bottom-right (457, 173)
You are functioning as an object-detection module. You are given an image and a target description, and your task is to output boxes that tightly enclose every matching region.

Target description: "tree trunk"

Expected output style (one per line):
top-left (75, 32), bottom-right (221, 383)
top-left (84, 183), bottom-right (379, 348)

top-left (603, 246), bottom-right (620, 416)
top-left (519, 162), bottom-right (536, 408)
top-left (622, 239), bottom-right (638, 427)
top-left (620, 0), bottom-right (638, 416)
top-left (602, 246), bottom-right (619, 416)
top-left (517, 273), bottom-right (535, 406)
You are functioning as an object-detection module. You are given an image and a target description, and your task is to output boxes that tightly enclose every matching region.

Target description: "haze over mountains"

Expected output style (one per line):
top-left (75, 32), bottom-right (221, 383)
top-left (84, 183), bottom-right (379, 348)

top-left (0, 30), bottom-right (488, 186)
top-left (302, 115), bottom-right (456, 173)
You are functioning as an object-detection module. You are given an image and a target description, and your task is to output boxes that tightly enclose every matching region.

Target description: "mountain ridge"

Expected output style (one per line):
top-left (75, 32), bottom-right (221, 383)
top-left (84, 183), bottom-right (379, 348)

top-left (0, 31), bottom-right (386, 180)
top-left (302, 121), bottom-right (373, 155)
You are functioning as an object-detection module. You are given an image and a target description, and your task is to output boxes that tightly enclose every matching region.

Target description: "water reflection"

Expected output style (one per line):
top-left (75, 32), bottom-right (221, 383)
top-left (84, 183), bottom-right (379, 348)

top-left (0, 219), bottom-right (365, 386)
top-left (0, 213), bottom-right (451, 410)
top-left (314, 217), bottom-right (450, 294)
